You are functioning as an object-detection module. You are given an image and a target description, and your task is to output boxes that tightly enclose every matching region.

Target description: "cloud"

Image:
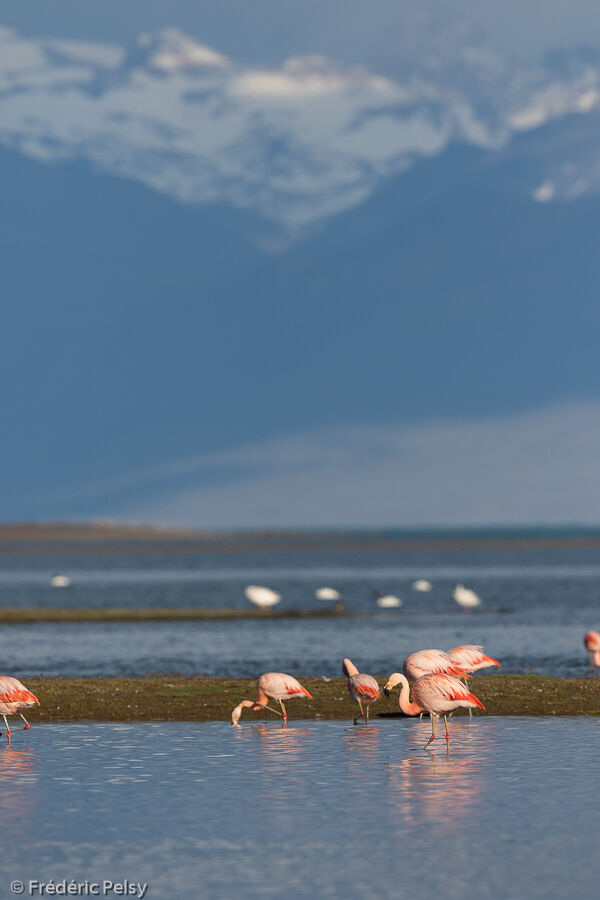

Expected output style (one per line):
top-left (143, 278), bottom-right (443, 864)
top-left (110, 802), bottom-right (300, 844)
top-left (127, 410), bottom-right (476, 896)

top-left (72, 402), bottom-right (600, 528)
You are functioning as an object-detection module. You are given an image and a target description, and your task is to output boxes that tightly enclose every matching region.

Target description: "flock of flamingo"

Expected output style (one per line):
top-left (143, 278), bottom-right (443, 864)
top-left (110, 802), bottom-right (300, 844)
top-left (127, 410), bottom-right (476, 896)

top-left (244, 581), bottom-right (482, 610)
top-left (231, 646), bottom-right (499, 748)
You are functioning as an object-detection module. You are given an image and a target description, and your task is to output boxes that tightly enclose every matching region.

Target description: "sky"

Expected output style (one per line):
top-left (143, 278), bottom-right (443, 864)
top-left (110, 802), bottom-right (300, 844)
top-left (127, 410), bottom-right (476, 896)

top-left (1, 2), bottom-right (599, 528)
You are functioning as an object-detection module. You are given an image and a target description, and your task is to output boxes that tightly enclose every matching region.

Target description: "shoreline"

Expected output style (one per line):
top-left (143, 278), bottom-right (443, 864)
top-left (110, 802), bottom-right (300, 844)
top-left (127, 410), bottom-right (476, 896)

top-left (21, 675), bottom-right (600, 723)
top-left (0, 607), bottom-right (348, 624)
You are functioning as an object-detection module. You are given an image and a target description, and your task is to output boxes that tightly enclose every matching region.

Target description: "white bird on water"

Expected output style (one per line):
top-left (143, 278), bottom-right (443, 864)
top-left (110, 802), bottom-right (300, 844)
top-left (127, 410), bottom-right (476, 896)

top-left (315, 587), bottom-right (340, 601)
top-left (412, 579), bottom-right (432, 592)
top-left (244, 585), bottom-right (281, 608)
top-left (453, 584), bottom-right (482, 609)
top-left (373, 591), bottom-right (402, 608)
top-left (50, 574), bottom-right (71, 588)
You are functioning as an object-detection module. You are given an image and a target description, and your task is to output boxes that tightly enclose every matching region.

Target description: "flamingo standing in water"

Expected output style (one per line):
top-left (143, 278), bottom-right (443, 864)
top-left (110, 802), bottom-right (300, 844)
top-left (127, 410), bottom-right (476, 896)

top-left (0, 677), bottom-right (40, 740)
top-left (231, 673), bottom-right (312, 725)
top-left (584, 631), bottom-right (600, 666)
top-left (384, 672), bottom-right (485, 748)
top-left (343, 658), bottom-right (381, 725)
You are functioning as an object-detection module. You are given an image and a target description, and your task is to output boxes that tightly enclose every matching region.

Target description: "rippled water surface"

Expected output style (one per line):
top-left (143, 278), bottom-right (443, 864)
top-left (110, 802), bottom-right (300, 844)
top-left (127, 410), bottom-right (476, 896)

top-left (1, 540), bottom-right (600, 675)
top-left (1, 718), bottom-right (599, 899)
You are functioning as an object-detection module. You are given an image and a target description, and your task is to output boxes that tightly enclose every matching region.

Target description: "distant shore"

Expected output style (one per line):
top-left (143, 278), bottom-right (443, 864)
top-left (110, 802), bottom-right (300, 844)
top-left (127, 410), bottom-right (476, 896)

top-left (21, 675), bottom-right (600, 724)
top-left (2, 521), bottom-right (600, 555)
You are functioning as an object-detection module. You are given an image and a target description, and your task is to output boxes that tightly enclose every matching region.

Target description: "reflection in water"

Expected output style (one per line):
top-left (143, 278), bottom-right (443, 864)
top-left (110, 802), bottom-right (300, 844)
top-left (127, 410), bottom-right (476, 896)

top-left (386, 720), bottom-right (498, 835)
top-left (343, 724), bottom-right (381, 780)
top-left (0, 744), bottom-right (38, 832)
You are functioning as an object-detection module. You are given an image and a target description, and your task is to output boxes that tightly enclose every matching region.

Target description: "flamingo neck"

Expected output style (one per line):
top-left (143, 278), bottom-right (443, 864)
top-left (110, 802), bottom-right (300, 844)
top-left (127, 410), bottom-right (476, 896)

top-left (397, 675), bottom-right (423, 716)
top-left (256, 686), bottom-right (270, 706)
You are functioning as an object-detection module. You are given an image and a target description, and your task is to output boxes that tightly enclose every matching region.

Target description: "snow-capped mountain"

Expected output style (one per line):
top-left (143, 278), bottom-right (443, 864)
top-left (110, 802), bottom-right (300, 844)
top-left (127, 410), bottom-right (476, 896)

top-left (1, 23), bottom-right (600, 229)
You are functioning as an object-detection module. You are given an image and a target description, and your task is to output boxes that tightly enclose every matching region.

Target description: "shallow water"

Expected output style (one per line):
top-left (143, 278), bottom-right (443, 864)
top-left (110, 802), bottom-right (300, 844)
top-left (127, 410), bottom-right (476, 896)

top-left (1, 543), bottom-right (600, 676)
top-left (1, 718), bottom-right (598, 899)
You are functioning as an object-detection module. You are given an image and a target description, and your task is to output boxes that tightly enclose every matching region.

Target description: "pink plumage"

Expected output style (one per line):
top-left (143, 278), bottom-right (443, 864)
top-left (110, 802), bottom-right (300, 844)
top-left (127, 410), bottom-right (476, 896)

top-left (446, 645), bottom-right (501, 674)
top-left (403, 649), bottom-right (468, 680)
top-left (383, 670), bottom-right (485, 748)
top-left (231, 672), bottom-right (312, 725)
top-left (0, 676), bottom-right (40, 739)
top-left (584, 631), bottom-right (600, 666)
top-left (343, 658), bottom-right (381, 724)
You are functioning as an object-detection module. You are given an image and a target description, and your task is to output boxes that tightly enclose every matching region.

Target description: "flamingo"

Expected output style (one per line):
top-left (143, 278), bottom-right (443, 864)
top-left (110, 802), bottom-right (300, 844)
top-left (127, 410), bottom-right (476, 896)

top-left (231, 673), bottom-right (312, 725)
top-left (0, 677), bottom-right (40, 740)
top-left (453, 584), bottom-right (481, 609)
top-left (383, 672), bottom-right (485, 748)
top-left (50, 574), bottom-right (70, 588)
top-left (447, 645), bottom-right (501, 675)
top-left (403, 649), bottom-right (468, 681)
top-left (446, 645), bottom-right (501, 717)
top-left (244, 585), bottom-right (281, 609)
top-left (343, 658), bottom-right (381, 725)
top-left (584, 631), bottom-right (600, 666)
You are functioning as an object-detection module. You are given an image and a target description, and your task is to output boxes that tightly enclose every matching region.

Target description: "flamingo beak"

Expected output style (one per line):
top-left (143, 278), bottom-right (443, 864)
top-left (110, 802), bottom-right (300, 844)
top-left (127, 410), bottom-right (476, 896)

top-left (383, 687), bottom-right (391, 697)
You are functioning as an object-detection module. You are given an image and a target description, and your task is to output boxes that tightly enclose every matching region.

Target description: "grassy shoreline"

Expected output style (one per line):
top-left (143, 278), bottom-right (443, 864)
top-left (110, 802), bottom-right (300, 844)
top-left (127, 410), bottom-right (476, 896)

top-left (21, 675), bottom-right (600, 724)
top-left (0, 607), bottom-right (348, 624)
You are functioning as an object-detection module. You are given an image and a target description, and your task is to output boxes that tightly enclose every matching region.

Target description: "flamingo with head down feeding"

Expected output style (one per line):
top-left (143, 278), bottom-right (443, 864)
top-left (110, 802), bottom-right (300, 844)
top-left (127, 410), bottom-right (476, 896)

top-left (584, 631), bottom-right (600, 666)
top-left (384, 672), bottom-right (485, 748)
top-left (231, 673), bottom-right (312, 725)
top-left (0, 677), bottom-right (40, 740)
top-left (343, 658), bottom-right (381, 725)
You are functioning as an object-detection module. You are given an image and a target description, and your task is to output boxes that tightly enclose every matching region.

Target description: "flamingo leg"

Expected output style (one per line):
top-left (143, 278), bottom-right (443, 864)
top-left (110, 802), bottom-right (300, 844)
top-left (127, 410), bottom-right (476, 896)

top-left (444, 715), bottom-right (450, 744)
top-left (279, 699), bottom-right (287, 721)
top-left (263, 705), bottom-right (285, 718)
top-left (424, 713), bottom-right (436, 749)
top-left (2, 715), bottom-right (11, 741)
top-left (19, 714), bottom-right (30, 730)
top-left (366, 702), bottom-right (370, 724)
top-left (353, 699), bottom-right (365, 726)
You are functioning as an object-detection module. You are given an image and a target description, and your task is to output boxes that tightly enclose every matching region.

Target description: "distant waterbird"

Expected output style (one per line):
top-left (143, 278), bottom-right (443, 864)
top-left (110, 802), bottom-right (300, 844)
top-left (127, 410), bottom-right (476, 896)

top-left (411, 580), bottom-right (432, 592)
top-left (244, 585), bottom-right (281, 609)
top-left (383, 672), bottom-right (485, 748)
top-left (0, 676), bottom-right (40, 740)
top-left (50, 574), bottom-right (71, 588)
top-left (453, 584), bottom-right (482, 609)
top-left (315, 587), bottom-right (341, 601)
top-left (343, 658), bottom-right (381, 725)
top-left (584, 630), bottom-right (600, 666)
top-left (373, 590), bottom-right (402, 608)
top-left (231, 673), bottom-right (312, 725)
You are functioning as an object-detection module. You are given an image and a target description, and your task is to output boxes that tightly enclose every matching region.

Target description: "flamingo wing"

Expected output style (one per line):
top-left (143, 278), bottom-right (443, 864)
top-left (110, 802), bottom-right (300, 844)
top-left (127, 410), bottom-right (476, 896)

top-left (416, 674), bottom-right (485, 710)
top-left (405, 649), bottom-right (468, 679)
top-left (447, 645), bottom-right (501, 670)
top-left (348, 674), bottom-right (380, 700)
top-left (0, 676), bottom-right (39, 706)
top-left (260, 672), bottom-right (313, 700)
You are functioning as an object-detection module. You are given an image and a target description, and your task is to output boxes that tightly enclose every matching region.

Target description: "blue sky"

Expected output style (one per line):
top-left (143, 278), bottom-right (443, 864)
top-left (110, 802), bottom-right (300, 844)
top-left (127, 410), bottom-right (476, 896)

top-left (1, 4), bottom-right (599, 527)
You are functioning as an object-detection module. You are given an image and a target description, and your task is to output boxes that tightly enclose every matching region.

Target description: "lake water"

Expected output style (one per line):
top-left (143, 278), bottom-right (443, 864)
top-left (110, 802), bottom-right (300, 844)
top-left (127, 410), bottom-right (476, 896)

top-left (1, 718), bottom-right (598, 899)
top-left (0, 539), bottom-right (599, 676)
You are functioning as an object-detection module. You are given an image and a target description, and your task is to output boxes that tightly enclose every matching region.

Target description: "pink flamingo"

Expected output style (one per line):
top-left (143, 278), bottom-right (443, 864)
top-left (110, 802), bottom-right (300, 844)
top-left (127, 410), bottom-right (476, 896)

top-left (446, 645), bottom-right (500, 718)
top-left (446, 645), bottom-right (501, 675)
top-left (0, 677), bottom-right (40, 740)
top-left (383, 672), bottom-right (485, 748)
top-left (403, 649), bottom-right (468, 680)
top-left (343, 658), bottom-right (381, 725)
top-left (231, 672), bottom-right (312, 725)
top-left (584, 631), bottom-right (600, 666)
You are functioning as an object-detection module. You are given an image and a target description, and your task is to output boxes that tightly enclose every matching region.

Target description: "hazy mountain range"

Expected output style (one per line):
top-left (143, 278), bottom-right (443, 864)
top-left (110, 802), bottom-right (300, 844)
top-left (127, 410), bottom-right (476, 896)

top-left (2, 16), bottom-right (599, 525)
